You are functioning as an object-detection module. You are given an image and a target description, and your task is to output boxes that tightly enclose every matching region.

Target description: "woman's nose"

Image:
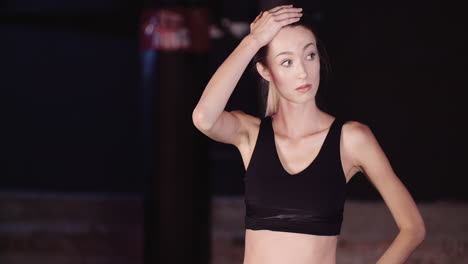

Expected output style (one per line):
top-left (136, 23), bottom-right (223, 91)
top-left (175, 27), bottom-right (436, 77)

top-left (297, 62), bottom-right (307, 79)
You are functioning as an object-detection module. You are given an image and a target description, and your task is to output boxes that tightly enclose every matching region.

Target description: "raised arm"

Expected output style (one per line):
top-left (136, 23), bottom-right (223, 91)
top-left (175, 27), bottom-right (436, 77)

top-left (192, 5), bottom-right (302, 146)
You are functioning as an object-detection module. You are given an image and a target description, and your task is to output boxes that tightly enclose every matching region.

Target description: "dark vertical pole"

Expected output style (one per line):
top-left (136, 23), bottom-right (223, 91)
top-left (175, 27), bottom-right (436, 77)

top-left (140, 49), bottom-right (159, 263)
top-left (140, 4), bottom-right (211, 264)
top-left (157, 51), bottom-right (210, 264)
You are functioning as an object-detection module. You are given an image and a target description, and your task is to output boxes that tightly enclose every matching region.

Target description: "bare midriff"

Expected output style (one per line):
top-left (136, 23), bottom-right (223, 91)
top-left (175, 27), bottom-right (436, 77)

top-left (243, 229), bottom-right (338, 264)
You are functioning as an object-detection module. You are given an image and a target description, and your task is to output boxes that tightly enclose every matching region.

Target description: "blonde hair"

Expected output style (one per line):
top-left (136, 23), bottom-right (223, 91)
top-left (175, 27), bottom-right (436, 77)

top-left (265, 82), bottom-right (279, 117)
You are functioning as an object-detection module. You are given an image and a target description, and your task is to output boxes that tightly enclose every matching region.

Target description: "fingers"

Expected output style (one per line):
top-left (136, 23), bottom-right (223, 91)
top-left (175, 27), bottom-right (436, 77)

top-left (249, 5), bottom-right (303, 37)
top-left (271, 10), bottom-right (302, 22)
top-left (268, 4), bottom-right (293, 13)
top-left (261, 6), bottom-right (302, 22)
top-left (269, 7), bottom-right (302, 16)
top-left (278, 16), bottom-right (301, 27)
top-left (252, 11), bottom-right (263, 23)
top-left (254, 5), bottom-right (301, 23)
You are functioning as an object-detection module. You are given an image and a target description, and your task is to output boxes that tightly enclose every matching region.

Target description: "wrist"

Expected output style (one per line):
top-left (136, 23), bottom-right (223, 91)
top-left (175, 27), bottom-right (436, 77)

top-left (242, 34), bottom-right (263, 51)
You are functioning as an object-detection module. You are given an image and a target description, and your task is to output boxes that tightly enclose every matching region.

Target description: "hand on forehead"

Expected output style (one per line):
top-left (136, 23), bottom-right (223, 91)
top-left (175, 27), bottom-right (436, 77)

top-left (267, 26), bottom-right (317, 59)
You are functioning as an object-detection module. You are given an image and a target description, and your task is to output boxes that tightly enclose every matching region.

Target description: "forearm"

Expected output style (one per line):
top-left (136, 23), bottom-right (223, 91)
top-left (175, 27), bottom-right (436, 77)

top-left (376, 228), bottom-right (425, 264)
top-left (193, 35), bottom-right (261, 129)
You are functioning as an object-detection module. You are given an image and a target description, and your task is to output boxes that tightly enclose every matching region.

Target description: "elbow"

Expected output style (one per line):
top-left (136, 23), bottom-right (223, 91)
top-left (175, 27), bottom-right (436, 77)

top-left (192, 107), bottom-right (213, 132)
top-left (415, 219), bottom-right (427, 242)
top-left (417, 225), bottom-right (426, 243)
top-left (402, 223), bottom-right (426, 244)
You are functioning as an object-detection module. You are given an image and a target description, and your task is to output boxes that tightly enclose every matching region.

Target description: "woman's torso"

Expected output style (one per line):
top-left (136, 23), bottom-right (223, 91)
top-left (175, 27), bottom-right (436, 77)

top-left (235, 113), bottom-right (359, 264)
top-left (244, 229), bottom-right (338, 264)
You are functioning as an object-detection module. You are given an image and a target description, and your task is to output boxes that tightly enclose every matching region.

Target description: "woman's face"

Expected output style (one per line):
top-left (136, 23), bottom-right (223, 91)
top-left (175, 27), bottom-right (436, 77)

top-left (264, 26), bottom-right (320, 104)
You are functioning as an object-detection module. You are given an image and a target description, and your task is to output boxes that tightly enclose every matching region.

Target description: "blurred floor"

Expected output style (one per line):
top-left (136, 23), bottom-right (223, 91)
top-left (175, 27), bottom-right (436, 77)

top-left (1, 192), bottom-right (466, 263)
top-left (211, 196), bottom-right (468, 264)
top-left (0, 191), bottom-right (143, 264)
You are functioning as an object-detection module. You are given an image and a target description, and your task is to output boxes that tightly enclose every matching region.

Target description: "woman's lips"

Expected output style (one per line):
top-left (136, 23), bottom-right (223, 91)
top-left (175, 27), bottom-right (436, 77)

top-left (295, 84), bottom-right (312, 92)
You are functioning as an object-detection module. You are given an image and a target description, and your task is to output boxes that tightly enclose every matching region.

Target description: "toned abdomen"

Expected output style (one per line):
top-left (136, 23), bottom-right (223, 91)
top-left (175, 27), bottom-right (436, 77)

top-left (243, 229), bottom-right (337, 264)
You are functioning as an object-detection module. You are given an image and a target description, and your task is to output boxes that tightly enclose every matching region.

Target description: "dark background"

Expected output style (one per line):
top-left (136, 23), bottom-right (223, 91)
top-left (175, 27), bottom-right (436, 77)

top-left (1, 0), bottom-right (461, 199)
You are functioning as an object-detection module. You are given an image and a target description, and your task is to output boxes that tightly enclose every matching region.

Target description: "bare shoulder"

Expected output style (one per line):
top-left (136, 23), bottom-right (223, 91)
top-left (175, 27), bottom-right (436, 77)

top-left (230, 110), bottom-right (261, 145)
top-left (341, 120), bottom-right (378, 171)
top-left (229, 111), bottom-right (262, 169)
top-left (341, 120), bottom-right (374, 145)
top-left (194, 109), bottom-right (262, 146)
top-left (230, 110), bottom-right (261, 128)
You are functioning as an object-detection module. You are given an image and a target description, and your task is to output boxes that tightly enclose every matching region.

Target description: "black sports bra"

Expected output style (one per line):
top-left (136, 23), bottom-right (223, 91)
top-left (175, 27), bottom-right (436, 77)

top-left (244, 116), bottom-right (348, 236)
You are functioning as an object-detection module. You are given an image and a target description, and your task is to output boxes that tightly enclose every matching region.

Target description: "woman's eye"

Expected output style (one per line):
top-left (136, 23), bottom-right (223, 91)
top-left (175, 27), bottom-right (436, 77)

top-left (307, 53), bottom-right (316, 60)
top-left (281, 60), bottom-right (292, 67)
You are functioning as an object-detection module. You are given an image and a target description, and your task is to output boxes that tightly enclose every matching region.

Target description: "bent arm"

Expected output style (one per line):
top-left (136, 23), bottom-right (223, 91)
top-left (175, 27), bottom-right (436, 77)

top-left (192, 35), bottom-right (261, 145)
top-left (193, 35), bottom-right (261, 132)
top-left (345, 122), bottom-right (426, 264)
top-left (192, 5), bottom-right (302, 145)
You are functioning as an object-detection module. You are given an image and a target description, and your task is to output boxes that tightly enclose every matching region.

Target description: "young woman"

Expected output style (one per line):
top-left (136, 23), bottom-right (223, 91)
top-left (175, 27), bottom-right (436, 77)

top-left (192, 5), bottom-right (425, 264)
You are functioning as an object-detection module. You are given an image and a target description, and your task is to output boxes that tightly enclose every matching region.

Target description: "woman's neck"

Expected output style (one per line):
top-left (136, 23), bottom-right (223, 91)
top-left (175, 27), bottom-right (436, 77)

top-left (272, 100), bottom-right (328, 138)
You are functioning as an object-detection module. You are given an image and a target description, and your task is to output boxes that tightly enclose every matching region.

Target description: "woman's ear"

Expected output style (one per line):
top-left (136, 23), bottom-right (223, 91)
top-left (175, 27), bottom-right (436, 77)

top-left (256, 62), bottom-right (272, 82)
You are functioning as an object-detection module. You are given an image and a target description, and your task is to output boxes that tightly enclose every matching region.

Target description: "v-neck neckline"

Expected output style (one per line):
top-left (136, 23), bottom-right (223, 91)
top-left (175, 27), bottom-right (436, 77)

top-left (270, 116), bottom-right (337, 176)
